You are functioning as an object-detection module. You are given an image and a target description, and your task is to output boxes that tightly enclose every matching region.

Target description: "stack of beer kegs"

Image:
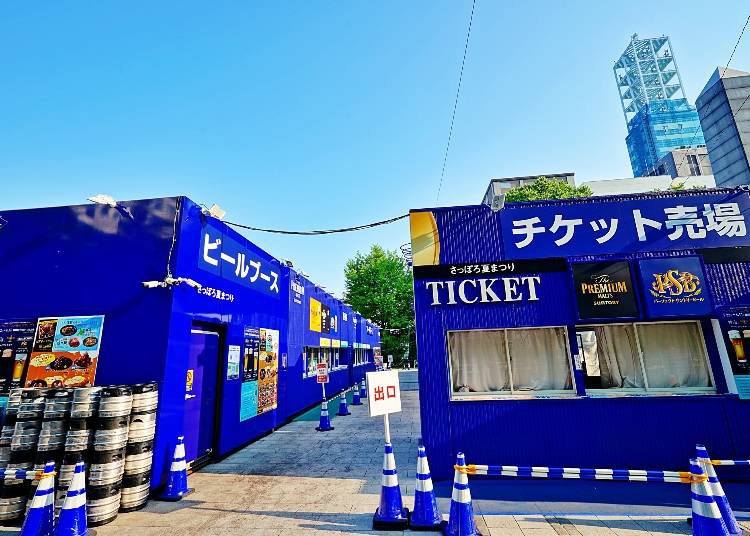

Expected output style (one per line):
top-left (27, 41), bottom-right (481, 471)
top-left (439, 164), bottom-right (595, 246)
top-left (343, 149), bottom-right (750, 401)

top-left (121, 382), bottom-right (158, 512)
top-left (55, 387), bottom-right (101, 514)
top-left (0, 390), bottom-right (23, 521)
top-left (87, 386), bottom-right (132, 527)
top-left (4, 389), bottom-right (45, 521)
top-left (28, 389), bottom-right (71, 511)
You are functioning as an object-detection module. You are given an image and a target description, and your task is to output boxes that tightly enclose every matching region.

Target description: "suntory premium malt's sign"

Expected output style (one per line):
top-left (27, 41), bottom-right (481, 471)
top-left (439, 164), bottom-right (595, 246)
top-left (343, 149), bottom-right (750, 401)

top-left (572, 262), bottom-right (638, 320)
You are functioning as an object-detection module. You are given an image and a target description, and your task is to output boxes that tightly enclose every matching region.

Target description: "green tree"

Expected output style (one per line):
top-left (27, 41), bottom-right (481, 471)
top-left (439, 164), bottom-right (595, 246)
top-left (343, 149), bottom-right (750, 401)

top-left (344, 245), bottom-right (414, 367)
top-left (504, 176), bottom-right (593, 203)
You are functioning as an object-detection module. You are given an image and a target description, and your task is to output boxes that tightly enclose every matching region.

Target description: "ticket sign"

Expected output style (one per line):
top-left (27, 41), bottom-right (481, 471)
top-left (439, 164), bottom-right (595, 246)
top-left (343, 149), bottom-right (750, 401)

top-left (366, 370), bottom-right (401, 417)
top-left (316, 362), bottom-right (329, 384)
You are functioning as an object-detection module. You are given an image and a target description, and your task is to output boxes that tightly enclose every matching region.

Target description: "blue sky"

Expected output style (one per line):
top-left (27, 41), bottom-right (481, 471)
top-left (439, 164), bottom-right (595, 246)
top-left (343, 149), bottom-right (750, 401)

top-left (1, 1), bottom-right (748, 294)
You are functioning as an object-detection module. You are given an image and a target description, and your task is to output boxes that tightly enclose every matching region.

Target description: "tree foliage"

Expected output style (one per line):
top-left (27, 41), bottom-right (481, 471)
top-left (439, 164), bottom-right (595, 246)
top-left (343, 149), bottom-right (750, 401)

top-left (504, 177), bottom-right (593, 203)
top-left (344, 245), bottom-right (414, 366)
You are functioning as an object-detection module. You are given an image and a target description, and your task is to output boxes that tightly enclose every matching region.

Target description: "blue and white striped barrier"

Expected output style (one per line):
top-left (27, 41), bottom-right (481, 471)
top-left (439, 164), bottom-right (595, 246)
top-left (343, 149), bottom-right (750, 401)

top-left (459, 464), bottom-right (702, 484)
top-left (710, 459), bottom-right (750, 466)
top-left (0, 469), bottom-right (48, 481)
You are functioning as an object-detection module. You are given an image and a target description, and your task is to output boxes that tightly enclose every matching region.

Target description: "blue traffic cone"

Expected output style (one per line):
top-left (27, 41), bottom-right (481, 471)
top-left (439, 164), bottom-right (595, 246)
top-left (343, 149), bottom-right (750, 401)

top-left (373, 442), bottom-right (409, 530)
top-left (337, 391), bottom-right (351, 416)
top-left (53, 461), bottom-right (87, 536)
top-left (20, 461), bottom-right (55, 536)
top-left (411, 445), bottom-right (444, 531)
top-left (158, 436), bottom-right (194, 501)
top-left (351, 386), bottom-right (362, 406)
top-left (690, 458), bottom-right (730, 536)
top-left (696, 445), bottom-right (741, 536)
top-left (360, 380), bottom-right (367, 399)
top-left (315, 400), bottom-right (335, 432)
top-left (444, 453), bottom-right (480, 536)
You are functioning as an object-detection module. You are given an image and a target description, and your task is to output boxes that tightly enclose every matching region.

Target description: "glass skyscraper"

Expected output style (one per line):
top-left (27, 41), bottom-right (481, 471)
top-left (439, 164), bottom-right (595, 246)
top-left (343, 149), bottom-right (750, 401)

top-left (614, 34), bottom-right (706, 177)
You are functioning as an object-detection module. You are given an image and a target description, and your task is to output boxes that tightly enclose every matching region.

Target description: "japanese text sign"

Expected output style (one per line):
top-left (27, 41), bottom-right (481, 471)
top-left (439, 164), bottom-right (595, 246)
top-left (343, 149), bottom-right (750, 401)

top-left (366, 370), bottom-right (401, 417)
top-left (500, 192), bottom-right (750, 260)
top-left (637, 257), bottom-right (712, 318)
top-left (316, 362), bottom-right (329, 384)
top-left (198, 223), bottom-right (280, 298)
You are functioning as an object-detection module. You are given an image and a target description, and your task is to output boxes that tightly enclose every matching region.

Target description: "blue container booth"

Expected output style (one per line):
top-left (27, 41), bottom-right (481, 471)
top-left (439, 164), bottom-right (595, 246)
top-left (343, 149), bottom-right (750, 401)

top-left (0, 196), bottom-right (380, 491)
top-left (410, 187), bottom-right (750, 480)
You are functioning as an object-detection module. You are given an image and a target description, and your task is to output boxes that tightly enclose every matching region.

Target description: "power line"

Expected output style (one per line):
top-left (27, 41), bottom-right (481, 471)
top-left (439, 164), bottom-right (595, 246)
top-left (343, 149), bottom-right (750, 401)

top-left (673, 14), bottom-right (749, 174)
top-left (436, 0), bottom-right (477, 202)
top-left (224, 213), bottom-right (408, 235)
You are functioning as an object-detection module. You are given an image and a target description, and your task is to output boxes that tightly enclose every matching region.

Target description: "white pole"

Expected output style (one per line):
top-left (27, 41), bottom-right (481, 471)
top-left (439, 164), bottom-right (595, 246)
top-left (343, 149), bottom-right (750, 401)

top-left (383, 413), bottom-right (391, 444)
top-left (322, 381), bottom-right (327, 401)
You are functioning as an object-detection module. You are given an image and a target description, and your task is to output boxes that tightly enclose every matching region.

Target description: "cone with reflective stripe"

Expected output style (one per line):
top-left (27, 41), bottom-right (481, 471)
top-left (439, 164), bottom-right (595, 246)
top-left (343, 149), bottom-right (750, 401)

top-left (158, 436), bottom-right (193, 501)
top-left (351, 385), bottom-right (363, 406)
top-left (696, 445), bottom-right (741, 536)
top-left (360, 380), bottom-right (367, 399)
top-left (410, 445), bottom-right (444, 531)
top-left (690, 458), bottom-right (730, 536)
top-left (53, 461), bottom-right (87, 536)
top-left (315, 400), bottom-right (335, 432)
top-left (20, 461), bottom-right (55, 536)
top-left (336, 391), bottom-right (351, 416)
top-left (444, 453), bottom-right (480, 536)
top-left (373, 442), bottom-right (409, 530)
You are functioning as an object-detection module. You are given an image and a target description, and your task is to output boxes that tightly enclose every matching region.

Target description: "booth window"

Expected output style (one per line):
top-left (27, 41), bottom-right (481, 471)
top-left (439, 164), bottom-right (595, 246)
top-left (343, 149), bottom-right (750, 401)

top-left (331, 349), bottom-right (340, 369)
top-left (448, 326), bottom-right (573, 398)
top-left (305, 347), bottom-right (320, 377)
top-left (576, 321), bottom-right (713, 393)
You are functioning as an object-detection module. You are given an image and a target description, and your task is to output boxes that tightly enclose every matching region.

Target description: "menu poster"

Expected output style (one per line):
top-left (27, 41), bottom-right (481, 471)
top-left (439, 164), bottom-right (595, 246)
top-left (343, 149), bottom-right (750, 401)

top-left (0, 320), bottom-right (36, 392)
top-left (27, 316), bottom-right (104, 388)
top-left (242, 327), bottom-right (260, 382)
top-left (719, 306), bottom-right (750, 399)
top-left (257, 328), bottom-right (279, 414)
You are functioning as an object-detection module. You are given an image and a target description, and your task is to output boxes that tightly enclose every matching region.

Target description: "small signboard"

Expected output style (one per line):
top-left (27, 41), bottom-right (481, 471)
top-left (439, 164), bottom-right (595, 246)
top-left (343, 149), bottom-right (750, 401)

top-left (316, 362), bottom-right (329, 384)
top-left (366, 370), bottom-right (401, 417)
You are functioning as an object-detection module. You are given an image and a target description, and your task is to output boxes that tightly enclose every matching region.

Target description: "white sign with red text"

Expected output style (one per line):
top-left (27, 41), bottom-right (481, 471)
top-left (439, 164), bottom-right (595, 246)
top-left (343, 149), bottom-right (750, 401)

top-left (366, 370), bottom-right (401, 417)
top-left (316, 362), bottom-right (329, 384)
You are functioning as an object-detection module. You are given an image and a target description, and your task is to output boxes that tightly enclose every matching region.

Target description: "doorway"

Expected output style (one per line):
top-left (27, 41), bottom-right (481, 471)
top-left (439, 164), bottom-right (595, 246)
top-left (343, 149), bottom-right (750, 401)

top-left (183, 323), bottom-right (222, 469)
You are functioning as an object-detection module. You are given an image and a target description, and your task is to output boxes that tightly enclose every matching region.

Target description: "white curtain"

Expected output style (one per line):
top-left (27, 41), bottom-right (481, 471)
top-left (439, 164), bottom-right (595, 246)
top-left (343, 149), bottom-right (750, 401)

top-left (594, 325), bottom-right (645, 388)
top-left (449, 330), bottom-right (510, 393)
top-left (637, 323), bottom-right (711, 388)
top-left (508, 328), bottom-right (572, 391)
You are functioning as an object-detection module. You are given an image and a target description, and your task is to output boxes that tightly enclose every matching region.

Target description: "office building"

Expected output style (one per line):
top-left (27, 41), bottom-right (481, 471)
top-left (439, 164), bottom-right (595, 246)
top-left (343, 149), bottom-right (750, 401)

top-left (653, 147), bottom-right (713, 178)
top-left (614, 34), bottom-right (707, 177)
top-left (697, 67), bottom-right (750, 187)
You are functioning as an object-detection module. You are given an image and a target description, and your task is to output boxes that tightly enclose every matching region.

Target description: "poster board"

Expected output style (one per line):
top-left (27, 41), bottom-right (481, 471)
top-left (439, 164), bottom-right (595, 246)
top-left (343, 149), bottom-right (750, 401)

top-left (0, 320), bottom-right (36, 392)
top-left (26, 316), bottom-right (104, 388)
top-left (718, 306), bottom-right (750, 399)
top-left (257, 328), bottom-right (279, 414)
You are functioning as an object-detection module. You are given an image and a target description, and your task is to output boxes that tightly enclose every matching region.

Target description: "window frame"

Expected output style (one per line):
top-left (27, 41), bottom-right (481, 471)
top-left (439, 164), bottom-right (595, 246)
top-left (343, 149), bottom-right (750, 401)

top-left (576, 320), bottom-right (715, 396)
top-left (447, 325), bottom-right (576, 401)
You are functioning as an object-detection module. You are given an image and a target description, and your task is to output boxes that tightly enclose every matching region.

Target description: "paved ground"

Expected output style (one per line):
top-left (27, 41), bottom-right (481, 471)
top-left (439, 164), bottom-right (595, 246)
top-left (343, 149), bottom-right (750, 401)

top-left (4, 370), bottom-right (749, 535)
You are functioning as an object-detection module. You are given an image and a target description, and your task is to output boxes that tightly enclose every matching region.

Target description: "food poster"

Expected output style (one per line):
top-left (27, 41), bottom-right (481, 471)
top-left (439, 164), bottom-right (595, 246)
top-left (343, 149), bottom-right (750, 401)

top-left (719, 306), bottom-right (750, 399)
top-left (242, 327), bottom-right (260, 382)
top-left (0, 320), bottom-right (36, 392)
top-left (257, 328), bottom-right (279, 414)
top-left (26, 316), bottom-right (104, 388)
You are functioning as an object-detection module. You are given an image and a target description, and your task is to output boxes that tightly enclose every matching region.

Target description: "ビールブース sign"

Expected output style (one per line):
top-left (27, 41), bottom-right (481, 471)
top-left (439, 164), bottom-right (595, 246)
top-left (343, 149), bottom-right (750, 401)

top-left (366, 370), bottom-right (401, 417)
top-left (316, 362), bottom-right (329, 384)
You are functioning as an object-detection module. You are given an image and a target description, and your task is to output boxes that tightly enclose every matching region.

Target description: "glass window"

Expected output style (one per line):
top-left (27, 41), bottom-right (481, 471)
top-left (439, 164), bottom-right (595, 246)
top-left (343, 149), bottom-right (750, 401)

top-left (636, 323), bottom-right (712, 389)
top-left (576, 325), bottom-right (644, 389)
top-left (305, 347), bottom-right (318, 376)
top-left (448, 327), bottom-right (573, 397)
top-left (576, 322), bottom-right (712, 392)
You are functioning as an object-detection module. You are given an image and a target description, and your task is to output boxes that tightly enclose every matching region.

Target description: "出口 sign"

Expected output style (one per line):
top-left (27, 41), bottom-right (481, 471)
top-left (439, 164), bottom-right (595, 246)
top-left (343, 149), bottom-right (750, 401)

top-left (366, 370), bottom-right (401, 417)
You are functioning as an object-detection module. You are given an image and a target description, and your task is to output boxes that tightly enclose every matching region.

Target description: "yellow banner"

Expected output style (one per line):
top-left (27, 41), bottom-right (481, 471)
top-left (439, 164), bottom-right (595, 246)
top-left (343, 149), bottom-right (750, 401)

top-left (309, 298), bottom-right (321, 332)
top-left (319, 337), bottom-right (331, 347)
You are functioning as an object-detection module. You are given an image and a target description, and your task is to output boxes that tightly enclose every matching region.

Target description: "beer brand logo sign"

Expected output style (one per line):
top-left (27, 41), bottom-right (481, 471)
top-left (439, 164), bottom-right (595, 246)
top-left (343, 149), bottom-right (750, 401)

top-left (649, 269), bottom-right (704, 304)
top-left (580, 273), bottom-right (629, 306)
top-left (572, 261), bottom-right (639, 319)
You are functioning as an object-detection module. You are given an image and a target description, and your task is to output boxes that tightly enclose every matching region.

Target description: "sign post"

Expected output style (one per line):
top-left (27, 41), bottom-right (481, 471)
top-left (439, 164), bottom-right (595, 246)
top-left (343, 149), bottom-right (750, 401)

top-left (317, 362), bottom-right (329, 399)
